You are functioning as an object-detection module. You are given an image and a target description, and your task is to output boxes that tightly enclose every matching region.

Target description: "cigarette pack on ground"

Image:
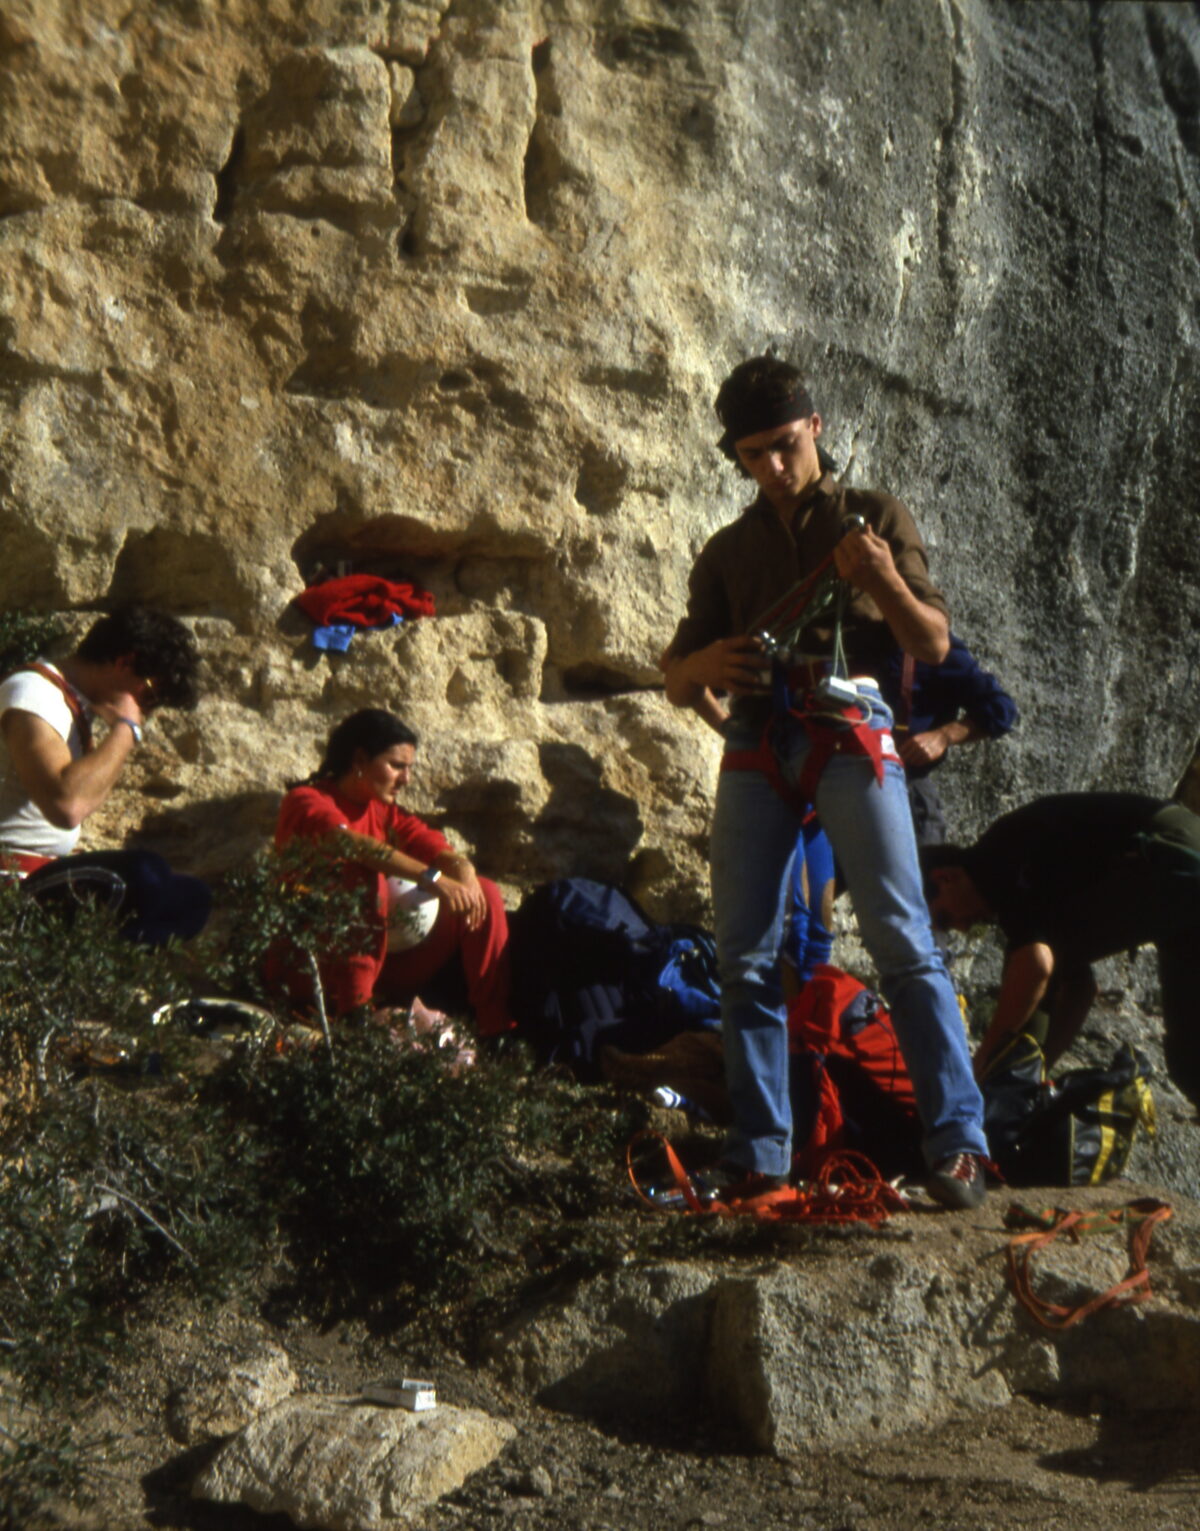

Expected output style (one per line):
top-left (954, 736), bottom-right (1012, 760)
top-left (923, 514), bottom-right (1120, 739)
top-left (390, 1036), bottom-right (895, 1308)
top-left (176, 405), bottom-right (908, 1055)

top-left (361, 1378), bottom-right (437, 1411)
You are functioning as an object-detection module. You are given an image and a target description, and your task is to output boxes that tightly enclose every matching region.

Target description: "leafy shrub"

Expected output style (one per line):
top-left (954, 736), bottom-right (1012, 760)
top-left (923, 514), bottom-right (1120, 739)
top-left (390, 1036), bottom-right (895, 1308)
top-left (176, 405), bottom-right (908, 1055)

top-left (196, 838), bottom-right (378, 1018)
top-left (0, 846), bottom-right (642, 1517)
top-left (208, 1033), bottom-right (564, 1319)
top-left (0, 611), bottom-right (65, 677)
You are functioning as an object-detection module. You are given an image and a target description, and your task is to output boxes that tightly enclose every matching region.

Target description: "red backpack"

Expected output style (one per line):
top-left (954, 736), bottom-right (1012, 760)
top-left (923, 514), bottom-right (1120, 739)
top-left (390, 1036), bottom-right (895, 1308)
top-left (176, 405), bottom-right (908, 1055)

top-left (787, 964), bottom-right (921, 1178)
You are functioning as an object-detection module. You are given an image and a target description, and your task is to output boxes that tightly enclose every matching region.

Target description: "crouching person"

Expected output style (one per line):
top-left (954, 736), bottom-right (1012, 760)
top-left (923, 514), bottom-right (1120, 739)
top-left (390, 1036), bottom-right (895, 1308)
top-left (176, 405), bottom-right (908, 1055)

top-left (924, 792), bottom-right (1200, 1107)
top-left (273, 709), bottom-right (515, 1037)
top-left (0, 606), bottom-right (210, 945)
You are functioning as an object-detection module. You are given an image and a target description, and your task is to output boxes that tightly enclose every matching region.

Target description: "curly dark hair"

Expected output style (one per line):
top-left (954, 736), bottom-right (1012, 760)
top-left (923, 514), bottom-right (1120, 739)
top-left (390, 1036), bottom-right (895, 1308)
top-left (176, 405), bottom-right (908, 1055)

top-left (918, 841), bottom-right (971, 905)
top-left (75, 607), bottom-right (199, 710)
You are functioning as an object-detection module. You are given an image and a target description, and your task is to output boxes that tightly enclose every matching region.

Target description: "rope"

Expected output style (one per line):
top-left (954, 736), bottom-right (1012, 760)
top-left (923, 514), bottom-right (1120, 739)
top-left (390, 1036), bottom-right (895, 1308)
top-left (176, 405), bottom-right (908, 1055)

top-left (627, 1131), bottom-right (907, 1225)
top-left (750, 547), bottom-right (842, 643)
top-left (752, 515), bottom-right (866, 658)
top-left (1004, 1199), bottom-right (1173, 1331)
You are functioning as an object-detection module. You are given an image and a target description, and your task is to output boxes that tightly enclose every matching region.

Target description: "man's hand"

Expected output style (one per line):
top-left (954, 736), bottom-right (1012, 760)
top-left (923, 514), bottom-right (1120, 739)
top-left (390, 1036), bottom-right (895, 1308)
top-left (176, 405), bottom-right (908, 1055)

top-left (833, 525), bottom-right (900, 597)
top-left (665, 636), bottom-right (766, 704)
top-left (831, 523), bottom-right (949, 665)
top-left (899, 728), bottom-right (951, 769)
top-left (91, 690), bottom-right (146, 730)
top-left (899, 720), bottom-right (982, 770)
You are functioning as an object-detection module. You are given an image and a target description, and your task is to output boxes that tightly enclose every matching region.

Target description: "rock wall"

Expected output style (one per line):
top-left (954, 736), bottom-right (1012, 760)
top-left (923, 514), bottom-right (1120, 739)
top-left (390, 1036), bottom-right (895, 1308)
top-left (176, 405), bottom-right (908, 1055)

top-left (1, 0), bottom-right (1198, 920)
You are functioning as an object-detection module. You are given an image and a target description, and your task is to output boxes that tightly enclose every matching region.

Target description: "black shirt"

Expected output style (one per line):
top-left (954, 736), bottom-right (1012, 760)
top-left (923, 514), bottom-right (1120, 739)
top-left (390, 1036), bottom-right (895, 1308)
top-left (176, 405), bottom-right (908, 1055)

top-left (965, 793), bottom-right (1166, 956)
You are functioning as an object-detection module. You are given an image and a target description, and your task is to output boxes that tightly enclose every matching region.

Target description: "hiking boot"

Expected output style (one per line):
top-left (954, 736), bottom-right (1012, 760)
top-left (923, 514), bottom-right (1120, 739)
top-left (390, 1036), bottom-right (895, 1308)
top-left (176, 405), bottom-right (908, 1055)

top-left (692, 1162), bottom-right (790, 1206)
top-left (926, 1152), bottom-right (988, 1211)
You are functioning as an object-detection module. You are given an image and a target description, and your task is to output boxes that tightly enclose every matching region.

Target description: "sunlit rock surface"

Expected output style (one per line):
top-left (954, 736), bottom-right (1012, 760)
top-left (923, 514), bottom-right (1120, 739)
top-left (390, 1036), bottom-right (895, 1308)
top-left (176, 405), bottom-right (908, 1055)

top-left (1, 1), bottom-right (1198, 925)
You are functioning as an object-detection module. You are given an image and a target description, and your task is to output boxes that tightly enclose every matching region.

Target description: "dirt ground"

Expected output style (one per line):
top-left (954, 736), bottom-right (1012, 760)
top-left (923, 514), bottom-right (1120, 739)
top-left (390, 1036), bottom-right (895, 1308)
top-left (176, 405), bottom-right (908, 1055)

top-left (20, 990), bottom-right (1200, 1531)
top-left (40, 1277), bottom-right (1199, 1531)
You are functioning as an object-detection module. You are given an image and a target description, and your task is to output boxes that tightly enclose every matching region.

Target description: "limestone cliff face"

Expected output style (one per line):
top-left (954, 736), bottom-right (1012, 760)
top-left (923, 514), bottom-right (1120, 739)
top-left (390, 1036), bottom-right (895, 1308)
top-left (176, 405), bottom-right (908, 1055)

top-left (1, 0), bottom-right (1198, 918)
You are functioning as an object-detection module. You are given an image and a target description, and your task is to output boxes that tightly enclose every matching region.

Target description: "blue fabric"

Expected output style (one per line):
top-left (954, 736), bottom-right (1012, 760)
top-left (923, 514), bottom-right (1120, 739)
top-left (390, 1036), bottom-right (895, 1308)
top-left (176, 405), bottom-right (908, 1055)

top-left (877, 631), bottom-right (1018, 777)
top-left (311, 613), bottom-right (403, 652)
top-left (657, 932), bottom-right (722, 1025)
top-left (780, 818), bottom-right (835, 983)
top-left (711, 685), bottom-right (987, 1176)
top-left (24, 849), bottom-right (211, 947)
top-left (312, 623), bottom-right (357, 652)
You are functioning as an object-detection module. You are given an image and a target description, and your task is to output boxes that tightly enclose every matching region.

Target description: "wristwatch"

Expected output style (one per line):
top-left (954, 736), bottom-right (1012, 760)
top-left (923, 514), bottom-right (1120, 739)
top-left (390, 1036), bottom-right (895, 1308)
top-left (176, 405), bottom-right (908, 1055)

top-left (417, 866), bottom-right (442, 890)
top-left (116, 716), bottom-right (144, 745)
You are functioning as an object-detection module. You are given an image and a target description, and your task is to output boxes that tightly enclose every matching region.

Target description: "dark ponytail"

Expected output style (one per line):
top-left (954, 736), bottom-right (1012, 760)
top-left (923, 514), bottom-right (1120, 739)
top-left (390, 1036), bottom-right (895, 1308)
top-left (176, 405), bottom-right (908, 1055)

top-left (295, 709), bottom-right (419, 787)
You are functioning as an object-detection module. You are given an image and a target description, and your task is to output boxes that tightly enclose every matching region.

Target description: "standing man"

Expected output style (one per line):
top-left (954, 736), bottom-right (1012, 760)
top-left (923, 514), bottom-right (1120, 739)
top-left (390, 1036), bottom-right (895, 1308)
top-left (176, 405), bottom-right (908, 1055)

top-left (0, 606), bottom-right (210, 943)
top-left (662, 355), bottom-right (988, 1208)
top-left (924, 793), bottom-right (1200, 1105)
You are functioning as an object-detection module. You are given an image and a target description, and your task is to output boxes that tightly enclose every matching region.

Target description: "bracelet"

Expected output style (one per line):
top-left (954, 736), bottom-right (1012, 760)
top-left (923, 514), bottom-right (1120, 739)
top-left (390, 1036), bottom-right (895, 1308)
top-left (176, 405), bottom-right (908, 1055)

top-left (116, 716), bottom-right (143, 745)
top-left (417, 866), bottom-right (442, 890)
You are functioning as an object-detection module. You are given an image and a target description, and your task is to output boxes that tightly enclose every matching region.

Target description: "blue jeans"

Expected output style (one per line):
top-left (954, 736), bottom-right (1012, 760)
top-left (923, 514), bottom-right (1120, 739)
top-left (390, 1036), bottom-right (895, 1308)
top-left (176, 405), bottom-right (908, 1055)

top-left (712, 687), bottom-right (987, 1175)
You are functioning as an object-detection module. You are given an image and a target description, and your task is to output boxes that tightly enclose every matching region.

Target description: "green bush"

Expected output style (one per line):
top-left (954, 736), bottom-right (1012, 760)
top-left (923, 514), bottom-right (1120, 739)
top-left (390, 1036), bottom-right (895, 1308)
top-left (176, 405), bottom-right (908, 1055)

top-left (0, 611), bottom-right (65, 677)
top-left (0, 849), bottom-right (643, 1516)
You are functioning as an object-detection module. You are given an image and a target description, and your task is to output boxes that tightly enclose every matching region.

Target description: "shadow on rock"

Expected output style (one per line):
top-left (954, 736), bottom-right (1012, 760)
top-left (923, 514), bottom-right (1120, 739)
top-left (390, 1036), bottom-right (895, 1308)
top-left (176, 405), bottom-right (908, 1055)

top-left (141, 1440), bottom-right (291, 1530)
top-left (1038, 1404), bottom-right (1200, 1494)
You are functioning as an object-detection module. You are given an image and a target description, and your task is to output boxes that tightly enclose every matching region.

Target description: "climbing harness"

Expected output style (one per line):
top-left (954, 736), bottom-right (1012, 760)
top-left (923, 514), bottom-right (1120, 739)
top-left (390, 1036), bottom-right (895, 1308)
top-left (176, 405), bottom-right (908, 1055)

top-left (1003, 1199), bottom-right (1173, 1330)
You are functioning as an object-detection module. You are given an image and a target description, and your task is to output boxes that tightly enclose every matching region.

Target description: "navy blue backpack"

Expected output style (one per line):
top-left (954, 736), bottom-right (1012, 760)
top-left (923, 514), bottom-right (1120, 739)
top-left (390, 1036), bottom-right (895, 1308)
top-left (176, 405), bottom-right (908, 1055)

top-left (507, 878), bottom-right (721, 1076)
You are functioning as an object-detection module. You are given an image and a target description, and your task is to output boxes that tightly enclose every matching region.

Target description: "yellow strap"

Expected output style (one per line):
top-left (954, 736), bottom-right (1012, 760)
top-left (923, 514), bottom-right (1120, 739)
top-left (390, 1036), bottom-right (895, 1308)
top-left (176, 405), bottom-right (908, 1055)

top-left (1090, 1087), bottom-right (1117, 1184)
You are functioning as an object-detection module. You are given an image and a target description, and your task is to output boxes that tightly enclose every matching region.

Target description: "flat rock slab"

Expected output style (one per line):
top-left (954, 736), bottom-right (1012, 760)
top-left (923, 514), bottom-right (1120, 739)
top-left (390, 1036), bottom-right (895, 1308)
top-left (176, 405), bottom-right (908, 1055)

top-left (192, 1394), bottom-right (516, 1530)
top-left (491, 1185), bottom-right (1200, 1452)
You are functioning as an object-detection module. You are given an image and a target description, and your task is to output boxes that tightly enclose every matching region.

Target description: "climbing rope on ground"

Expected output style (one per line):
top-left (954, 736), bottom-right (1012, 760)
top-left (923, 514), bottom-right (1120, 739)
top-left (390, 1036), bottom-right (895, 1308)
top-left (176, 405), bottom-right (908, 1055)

top-left (1003, 1198), bottom-right (1173, 1330)
top-left (627, 1129), bottom-right (907, 1226)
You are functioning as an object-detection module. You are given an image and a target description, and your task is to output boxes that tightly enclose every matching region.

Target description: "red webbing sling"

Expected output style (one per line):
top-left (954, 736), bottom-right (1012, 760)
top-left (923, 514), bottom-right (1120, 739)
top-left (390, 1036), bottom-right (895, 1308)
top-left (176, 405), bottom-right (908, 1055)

top-left (22, 664), bottom-right (94, 753)
top-left (720, 696), bottom-right (900, 814)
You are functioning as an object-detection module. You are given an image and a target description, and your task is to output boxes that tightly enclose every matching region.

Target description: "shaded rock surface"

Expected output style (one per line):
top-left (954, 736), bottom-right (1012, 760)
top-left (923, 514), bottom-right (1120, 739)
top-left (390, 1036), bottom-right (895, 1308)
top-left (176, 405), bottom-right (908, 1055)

top-left (166, 1339), bottom-right (297, 1446)
top-left (490, 1185), bottom-right (1200, 1451)
top-left (0, 1), bottom-right (1196, 927)
top-left (192, 1392), bottom-right (516, 1530)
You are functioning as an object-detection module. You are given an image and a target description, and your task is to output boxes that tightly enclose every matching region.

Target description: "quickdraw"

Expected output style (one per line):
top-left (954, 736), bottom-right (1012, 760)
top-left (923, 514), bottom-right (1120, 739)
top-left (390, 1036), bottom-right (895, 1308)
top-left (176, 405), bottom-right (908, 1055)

top-left (1003, 1199), bottom-right (1173, 1330)
top-left (627, 1130), bottom-right (907, 1226)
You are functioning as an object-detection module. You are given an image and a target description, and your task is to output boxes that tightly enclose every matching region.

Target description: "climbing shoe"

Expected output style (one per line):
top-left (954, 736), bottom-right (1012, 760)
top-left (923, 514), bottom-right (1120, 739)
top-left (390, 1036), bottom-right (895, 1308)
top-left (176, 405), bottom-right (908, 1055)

top-left (926, 1152), bottom-right (988, 1211)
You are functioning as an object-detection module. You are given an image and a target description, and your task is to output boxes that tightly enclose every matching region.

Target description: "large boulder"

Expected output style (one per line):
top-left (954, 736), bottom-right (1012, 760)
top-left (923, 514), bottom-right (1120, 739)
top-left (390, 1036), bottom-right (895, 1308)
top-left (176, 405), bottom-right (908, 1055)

top-left (488, 1186), bottom-right (1200, 1451)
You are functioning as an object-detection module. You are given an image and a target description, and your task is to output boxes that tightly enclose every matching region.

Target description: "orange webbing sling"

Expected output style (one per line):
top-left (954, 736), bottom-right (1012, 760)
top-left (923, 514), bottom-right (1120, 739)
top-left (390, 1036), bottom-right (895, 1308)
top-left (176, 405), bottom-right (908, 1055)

top-left (1004, 1199), bottom-right (1173, 1330)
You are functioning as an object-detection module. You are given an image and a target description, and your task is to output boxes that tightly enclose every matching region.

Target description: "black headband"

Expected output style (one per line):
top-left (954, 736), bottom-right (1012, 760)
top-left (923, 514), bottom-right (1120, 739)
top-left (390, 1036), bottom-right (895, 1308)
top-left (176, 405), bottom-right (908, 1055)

top-left (716, 385), bottom-right (815, 459)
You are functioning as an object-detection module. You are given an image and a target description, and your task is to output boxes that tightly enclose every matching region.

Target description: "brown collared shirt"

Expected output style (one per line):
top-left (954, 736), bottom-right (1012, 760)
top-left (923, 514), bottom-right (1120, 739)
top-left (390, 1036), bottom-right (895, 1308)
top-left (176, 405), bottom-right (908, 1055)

top-left (667, 473), bottom-right (949, 685)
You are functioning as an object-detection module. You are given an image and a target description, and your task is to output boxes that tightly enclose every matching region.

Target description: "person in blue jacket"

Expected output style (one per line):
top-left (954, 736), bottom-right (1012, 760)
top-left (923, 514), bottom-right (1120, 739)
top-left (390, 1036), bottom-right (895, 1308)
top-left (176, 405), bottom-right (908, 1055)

top-left (781, 633), bottom-right (1018, 986)
top-left (878, 633), bottom-right (1019, 847)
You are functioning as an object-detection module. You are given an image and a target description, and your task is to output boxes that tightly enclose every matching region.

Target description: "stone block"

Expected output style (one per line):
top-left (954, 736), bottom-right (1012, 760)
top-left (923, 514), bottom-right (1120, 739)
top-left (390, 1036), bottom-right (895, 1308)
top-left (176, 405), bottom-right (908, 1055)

top-left (193, 1394), bottom-right (515, 1530)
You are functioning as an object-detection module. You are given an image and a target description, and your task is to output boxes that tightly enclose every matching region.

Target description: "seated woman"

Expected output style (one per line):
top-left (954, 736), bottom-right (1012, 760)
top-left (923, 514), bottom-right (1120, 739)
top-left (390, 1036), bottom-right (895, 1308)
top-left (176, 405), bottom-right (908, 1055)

top-left (273, 709), bottom-right (514, 1036)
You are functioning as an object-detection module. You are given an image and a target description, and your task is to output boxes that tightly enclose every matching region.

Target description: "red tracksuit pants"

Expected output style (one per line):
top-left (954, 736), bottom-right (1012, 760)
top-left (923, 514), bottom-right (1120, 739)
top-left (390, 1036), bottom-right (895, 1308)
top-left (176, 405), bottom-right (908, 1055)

top-left (324, 875), bottom-right (514, 1037)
